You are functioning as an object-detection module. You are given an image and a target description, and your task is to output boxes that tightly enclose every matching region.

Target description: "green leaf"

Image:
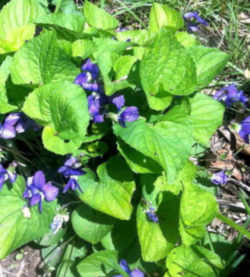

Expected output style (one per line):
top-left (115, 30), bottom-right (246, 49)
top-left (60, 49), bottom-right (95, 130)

top-left (149, 3), bottom-right (184, 33)
top-left (175, 31), bottom-right (199, 48)
top-left (0, 56), bottom-right (17, 113)
top-left (116, 29), bottom-right (150, 46)
top-left (140, 28), bottom-right (197, 96)
top-left (167, 245), bottom-right (224, 277)
top-left (11, 31), bottom-right (79, 85)
top-left (145, 90), bottom-right (173, 111)
top-left (137, 204), bottom-right (173, 262)
top-left (0, 176), bottom-right (56, 259)
top-left (52, 0), bottom-right (78, 14)
top-left (83, 1), bottom-right (119, 30)
top-left (102, 217), bottom-right (140, 262)
top-left (162, 97), bottom-right (191, 124)
top-left (78, 156), bottom-right (135, 220)
top-left (0, 56), bottom-right (12, 84)
top-left (36, 13), bottom-right (87, 41)
top-left (113, 55), bottom-right (137, 80)
top-left (117, 139), bottom-right (162, 174)
top-left (42, 126), bottom-right (83, 155)
top-left (71, 204), bottom-right (114, 244)
top-left (77, 250), bottom-right (128, 277)
top-left (189, 93), bottom-right (224, 146)
top-left (72, 39), bottom-right (95, 59)
top-left (0, 0), bottom-right (45, 54)
top-left (180, 181), bottom-right (218, 246)
top-left (36, 13), bottom-right (84, 33)
top-left (187, 46), bottom-right (230, 89)
top-left (114, 119), bottom-right (193, 183)
top-left (0, 85), bottom-right (17, 113)
top-left (23, 81), bottom-right (89, 140)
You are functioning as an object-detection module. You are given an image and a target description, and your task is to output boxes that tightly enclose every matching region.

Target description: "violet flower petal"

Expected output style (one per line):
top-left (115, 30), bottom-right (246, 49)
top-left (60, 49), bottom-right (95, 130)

top-left (4, 113), bottom-right (21, 125)
top-left (93, 114), bottom-right (104, 123)
top-left (33, 171), bottom-right (46, 189)
top-left (74, 72), bottom-right (88, 86)
top-left (238, 116), bottom-right (250, 143)
top-left (211, 171), bottom-right (228, 185)
top-left (131, 269), bottom-right (145, 277)
top-left (29, 193), bottom-right (42, 206)
top-left (119, 259), bottom-right (131, 274)
top-left (42, 182), bottom-right (59, 201)
top-left (119, 106), bottom-right (139, 127)
top-left (0, 124), bottom-right (16, 139)
top-left (112, 95), bottom-right (125, 110)
top-left (81, 59), bottom-right (99, 79)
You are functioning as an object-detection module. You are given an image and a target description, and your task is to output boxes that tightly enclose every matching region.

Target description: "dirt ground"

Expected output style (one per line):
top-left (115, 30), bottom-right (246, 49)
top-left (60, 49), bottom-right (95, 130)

top-left (0, 246), bottom-right (41, 277)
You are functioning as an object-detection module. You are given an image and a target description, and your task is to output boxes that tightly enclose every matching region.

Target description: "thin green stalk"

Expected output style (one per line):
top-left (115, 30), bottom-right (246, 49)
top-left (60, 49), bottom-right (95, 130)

top-left (217, 213), bottom-right (250, 239)
top-left (206, 231), bottom-right (215, 253)
top-left (239, 190), bottom-right (250, 215)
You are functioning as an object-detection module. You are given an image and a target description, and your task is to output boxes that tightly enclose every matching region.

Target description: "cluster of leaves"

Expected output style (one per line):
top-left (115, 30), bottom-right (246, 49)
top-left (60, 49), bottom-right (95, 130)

top-left (0, 0), bottom-right (246, 276)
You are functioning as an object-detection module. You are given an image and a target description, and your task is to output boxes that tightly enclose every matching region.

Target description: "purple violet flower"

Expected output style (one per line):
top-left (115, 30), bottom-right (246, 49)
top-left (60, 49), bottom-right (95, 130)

top-left (88, 93), bottom-right (107, 123)
top-left (184, 11), bottom-right (208, 32)
top-left (214, 84), bottom-right (248, 107)
top-left (211, 171), bottom-right (228, 185)
top-left (81, 59), bottom-right (99, 80)
top-left (113, 260), bottom-right (144, 277)
top-left (74, 72), bottom-right (100, 92)
top-left (111, 95), bottom-right (125, 110)
top-left (74, 59), bottom-right (101, 92)
top-left (58, 156), bottom-right (85, 193)
top-left (23, 171), bottom-right (58, 212)
top-left (0, 164), bottom-right (17, 190)
top-left (118, 106), bottom-right (139, 127)
top-left (238, 116), bottom-right (250, 144)
top-left (0, 113), bottom-right (39, 139)
top-left (146, 206), bottom-right (159, 223)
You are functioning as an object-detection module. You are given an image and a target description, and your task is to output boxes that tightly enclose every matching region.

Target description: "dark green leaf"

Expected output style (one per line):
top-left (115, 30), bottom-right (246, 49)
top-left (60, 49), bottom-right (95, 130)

top-left (71, 204), bottom-right (114, 244)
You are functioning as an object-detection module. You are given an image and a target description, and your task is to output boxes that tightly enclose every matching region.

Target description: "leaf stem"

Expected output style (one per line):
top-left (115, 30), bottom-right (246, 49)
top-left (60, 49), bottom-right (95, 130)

top-left (217, 213), bottom-right (250, 239)
top-left (55, 0), bottom-right (62, 14)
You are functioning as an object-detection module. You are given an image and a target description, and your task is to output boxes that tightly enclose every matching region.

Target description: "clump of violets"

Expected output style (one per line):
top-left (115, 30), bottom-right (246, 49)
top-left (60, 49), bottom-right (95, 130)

top-left (23, 171), bottom-right (59, 212)
top-left (88, 92), bottom-right (107, 123)
top-left (145, 206), bottom-right (159, 223)
top-left (111, 95), bottom-right (139, 127)
top-left (211, 171), bottom-right (228, 185)
top-left (113, 259), bottom-right (144, 277)
top-left (214, 84), bottom-right (248, 107)
top-left (0, 112), bottom-right (39, 139)
top-left (74, 58), bottom-right (100, 92)
top-left (238, 116), bottom-right (250, 144)
top-left (183, 11), bottom-right (208, 32)
top-left (0, 164), bottom-right (16, 190)
top-left (58, 156), bottom-right (85, 193)
top-left (74, 59), bottom-right (139, 126)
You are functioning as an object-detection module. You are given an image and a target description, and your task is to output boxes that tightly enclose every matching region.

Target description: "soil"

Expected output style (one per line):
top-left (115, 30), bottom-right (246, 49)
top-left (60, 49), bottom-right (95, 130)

top-left (0, 246), bottom-right (41, 277)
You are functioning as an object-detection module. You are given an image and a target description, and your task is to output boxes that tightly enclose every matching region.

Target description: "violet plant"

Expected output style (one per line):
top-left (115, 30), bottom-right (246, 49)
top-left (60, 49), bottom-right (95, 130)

top-left (0, 1), bottom-right (249, 276)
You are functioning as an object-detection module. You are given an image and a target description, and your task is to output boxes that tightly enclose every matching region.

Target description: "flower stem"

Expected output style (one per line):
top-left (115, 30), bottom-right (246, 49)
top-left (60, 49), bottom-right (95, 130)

top-left (217, 213), bottom-right (250, 239)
